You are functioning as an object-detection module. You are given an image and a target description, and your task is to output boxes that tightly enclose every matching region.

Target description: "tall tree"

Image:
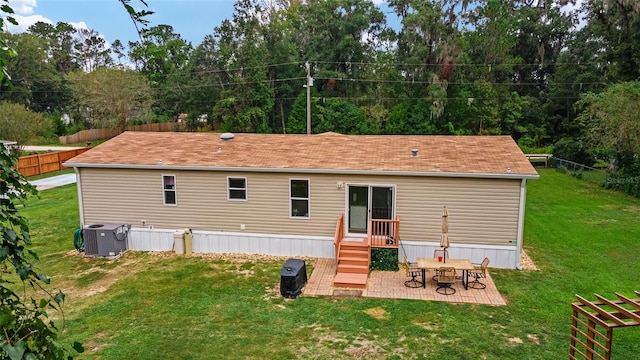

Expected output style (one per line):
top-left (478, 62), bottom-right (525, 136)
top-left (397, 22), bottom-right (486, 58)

top-left (0, 32), bottom-right (70, 112)
top-left (75, 28), bottom-right (113, 72)
top-left (68, 67), bottom-right (153, 130)
top-left (577, 81), bottom-right (640, 197)
top-left (181, 35), bottom-right (224, 130)
top-left (210, 0), bottom-right (276, 132)
top-left (511, 0), bottom-right (573, 95)
top-left (261, 3), bottom-right (305, 132)
top-left (128, 25), bottom-right (193, 119)
top-left (390, 0), bottom-right (466, 123)
top-left (28, 21), bottom-right (81, 74)
top-left (583, 0), bottom-right (640, 81)
top-left (299, 0), bottom-right (388, 97)
top-left (577, 81), bottom-right (640, 160)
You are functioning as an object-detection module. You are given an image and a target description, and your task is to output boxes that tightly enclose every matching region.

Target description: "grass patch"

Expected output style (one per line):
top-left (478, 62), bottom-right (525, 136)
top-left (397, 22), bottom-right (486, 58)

top-left (17, 172), bottom-right (640, 359)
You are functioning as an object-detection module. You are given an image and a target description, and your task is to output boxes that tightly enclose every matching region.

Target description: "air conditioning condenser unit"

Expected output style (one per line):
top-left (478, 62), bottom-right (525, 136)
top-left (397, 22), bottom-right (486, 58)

top-left (83, 223), bottom-right (129, 257)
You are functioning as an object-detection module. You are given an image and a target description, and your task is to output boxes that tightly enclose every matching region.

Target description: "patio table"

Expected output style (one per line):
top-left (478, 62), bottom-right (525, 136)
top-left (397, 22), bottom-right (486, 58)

top-left (417, 258), bottom-right (475, 290)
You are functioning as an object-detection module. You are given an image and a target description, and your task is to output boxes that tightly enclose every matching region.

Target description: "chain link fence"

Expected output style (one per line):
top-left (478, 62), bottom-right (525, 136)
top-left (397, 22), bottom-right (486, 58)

top-left (548, 157), bottom-right (608, 185)
top-left (542, 157), bottom-right (640, 197)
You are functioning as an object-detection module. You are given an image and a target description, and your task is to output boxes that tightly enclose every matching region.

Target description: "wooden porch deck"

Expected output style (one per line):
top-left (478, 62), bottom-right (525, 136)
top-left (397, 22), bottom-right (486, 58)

top-left (304, 258), bottom-right (507, 305)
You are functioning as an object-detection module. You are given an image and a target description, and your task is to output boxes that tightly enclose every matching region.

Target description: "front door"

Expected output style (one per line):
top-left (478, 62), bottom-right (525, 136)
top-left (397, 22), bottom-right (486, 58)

top-left (348, 185), bottom-right (394, 234)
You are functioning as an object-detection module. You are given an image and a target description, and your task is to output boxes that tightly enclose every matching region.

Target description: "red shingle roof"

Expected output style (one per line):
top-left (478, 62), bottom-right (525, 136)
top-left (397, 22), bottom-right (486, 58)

top-left (66, 132), bottom-right (538, 178)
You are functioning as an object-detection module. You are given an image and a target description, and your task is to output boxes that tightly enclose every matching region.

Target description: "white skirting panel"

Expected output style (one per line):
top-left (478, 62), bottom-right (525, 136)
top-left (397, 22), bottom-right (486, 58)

top-left (128, 228), bottom-right (175, 251)
top-left (399, 241), bottom-right (519, 269)
top-left (192, 231), bottom-right (335, 258)
top-left (126, 229), bottom-right (519, 269)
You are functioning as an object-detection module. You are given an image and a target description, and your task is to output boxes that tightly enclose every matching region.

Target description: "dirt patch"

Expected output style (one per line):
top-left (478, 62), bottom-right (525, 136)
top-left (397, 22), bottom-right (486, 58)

top-left (224, 264), bottom-right (255, 277)
top-left (527, 334), bottom-right (540, 344)
top-left (624, 205), bottom-right (640, 213)
top-left (364, 307), bottom-right (388, 320)
top-left (83, 331), bottom-right (111, 354)
top-left (344, 339), bottom-right (385, 358)
top-left (508, 337), bottom-right (523, 344)
top-left (520, 249), bottom-right (538, 271)
top-left (55, 251), bottom-right (147, 304)
top-left (263, 284), bottom-right (282, 300)
top-left (415, 320), bottom-right (439, 331)
top-left (316, 333), bottom-right (349, 346)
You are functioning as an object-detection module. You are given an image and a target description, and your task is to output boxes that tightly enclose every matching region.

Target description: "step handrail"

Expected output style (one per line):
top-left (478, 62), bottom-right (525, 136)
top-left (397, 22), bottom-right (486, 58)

top-left (334, 213), bottom-right (345, 264)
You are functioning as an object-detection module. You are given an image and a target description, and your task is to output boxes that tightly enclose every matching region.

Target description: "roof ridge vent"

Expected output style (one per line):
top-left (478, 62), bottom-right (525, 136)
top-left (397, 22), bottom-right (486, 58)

top-left (220, 132), bottom-right (234, 141)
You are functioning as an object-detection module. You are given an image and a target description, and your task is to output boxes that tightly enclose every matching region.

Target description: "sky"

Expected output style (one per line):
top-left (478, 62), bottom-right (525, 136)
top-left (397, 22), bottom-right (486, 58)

top-left (5, 0), bottom-right (583, 48)
top-left (6, 0), bottom-right (246, 45)
top-left (5, 0), bottom-right (393, 46)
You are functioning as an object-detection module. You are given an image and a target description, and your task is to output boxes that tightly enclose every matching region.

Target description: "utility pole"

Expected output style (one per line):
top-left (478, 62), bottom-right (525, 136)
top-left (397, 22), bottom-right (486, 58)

top-left (305, 62), bottom-right (313, 135)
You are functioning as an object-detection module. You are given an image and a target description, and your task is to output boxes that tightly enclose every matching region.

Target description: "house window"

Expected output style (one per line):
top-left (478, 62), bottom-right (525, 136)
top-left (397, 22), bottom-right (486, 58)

top-left (228, 177), bottom-right (247, 201)
top-left (162, 175), bottom-right (176, 205)
top-left (290, 179), bottom-right (309, 218)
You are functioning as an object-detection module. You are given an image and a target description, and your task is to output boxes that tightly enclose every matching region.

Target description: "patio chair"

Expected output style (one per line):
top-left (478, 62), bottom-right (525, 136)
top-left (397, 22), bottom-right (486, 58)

top-left (402, 256), bottom-right (423, 288)
top-left (435, 267), bottom-right (456, 295)
top-left (468, 257), bottom-right (490, 290)
top-left (432, 249), bottom-right (450, 281)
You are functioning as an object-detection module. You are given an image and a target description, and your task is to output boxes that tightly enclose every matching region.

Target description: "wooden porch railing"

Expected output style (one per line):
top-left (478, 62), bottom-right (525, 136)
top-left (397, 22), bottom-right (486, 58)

top-left (367, 216), bottom-right (400, 248)
top-left (334, 213), bottom-right (345, 261)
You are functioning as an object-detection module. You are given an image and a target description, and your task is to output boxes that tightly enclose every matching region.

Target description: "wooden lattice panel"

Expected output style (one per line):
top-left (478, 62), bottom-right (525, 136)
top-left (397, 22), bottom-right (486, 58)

top-left (570, 291), bottom-right (640, 360)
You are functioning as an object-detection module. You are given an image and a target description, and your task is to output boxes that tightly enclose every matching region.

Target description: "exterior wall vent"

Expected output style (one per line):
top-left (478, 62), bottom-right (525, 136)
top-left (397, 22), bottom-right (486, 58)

top-left (220, 132), bottom-right (235, 141)
top-left (411, 149), bottom-right (419, 157)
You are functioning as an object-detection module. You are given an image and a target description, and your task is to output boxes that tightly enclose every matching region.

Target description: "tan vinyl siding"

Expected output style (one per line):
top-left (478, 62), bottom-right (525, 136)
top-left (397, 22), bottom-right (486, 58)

top-left (79, 168), bottom-right (344, 237)
top-left (79, 168), bottom-right (521, 247)
top-left (394, 177), bottom-right (520, 246)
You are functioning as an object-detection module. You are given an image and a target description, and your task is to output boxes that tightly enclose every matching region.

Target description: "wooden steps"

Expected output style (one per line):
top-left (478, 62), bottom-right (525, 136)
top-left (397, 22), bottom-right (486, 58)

top-left (333, 273), bottom-right (368, 289)
top-left (333, 238), bottom-right (370, 288)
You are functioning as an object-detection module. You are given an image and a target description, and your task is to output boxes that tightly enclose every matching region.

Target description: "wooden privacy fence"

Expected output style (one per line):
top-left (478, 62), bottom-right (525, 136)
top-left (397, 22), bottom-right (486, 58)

top-left (59, 122), bottom-right (185, 144)
top-left (570, 291), bottom-right (640, 360)
top-left (17, 148), bottom-right (90, 177)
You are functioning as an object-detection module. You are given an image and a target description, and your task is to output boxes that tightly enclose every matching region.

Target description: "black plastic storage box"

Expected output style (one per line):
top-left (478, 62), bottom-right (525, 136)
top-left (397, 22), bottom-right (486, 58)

top-left (280, 258), bottom-right (307, 298)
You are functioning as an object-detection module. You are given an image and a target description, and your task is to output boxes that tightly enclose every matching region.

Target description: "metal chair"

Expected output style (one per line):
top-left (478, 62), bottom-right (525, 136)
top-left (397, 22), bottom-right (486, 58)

top-left (402, 256), bottom-right (423, 288)
top-left (435, 267), bottom-right (456, 295)
top-left (432, 249), bottom-right (450, 281)
top-left (468, 257), bottom-right (490, 289)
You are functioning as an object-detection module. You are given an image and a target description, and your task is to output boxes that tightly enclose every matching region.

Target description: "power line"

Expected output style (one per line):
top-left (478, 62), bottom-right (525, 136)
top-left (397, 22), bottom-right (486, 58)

top-left (7, 65), bottom-right (608, 89)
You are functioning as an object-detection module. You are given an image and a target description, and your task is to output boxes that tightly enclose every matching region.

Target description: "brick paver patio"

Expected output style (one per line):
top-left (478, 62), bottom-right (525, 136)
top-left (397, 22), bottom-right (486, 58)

top-left (304, 258), bottom-right (507, 305)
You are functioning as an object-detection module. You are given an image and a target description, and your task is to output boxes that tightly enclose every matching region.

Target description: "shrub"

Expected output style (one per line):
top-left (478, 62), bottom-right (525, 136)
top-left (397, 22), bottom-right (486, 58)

top-left (571, 170), bottom-right (583, 179)
top-left (0, 102), bottom-right (51, 151)
top-left (48, 111), bottom-right (67, 137)
top-left (370, 248), bottom-right (399, 272)
top-left (552, 139), bottom-right (595, 166)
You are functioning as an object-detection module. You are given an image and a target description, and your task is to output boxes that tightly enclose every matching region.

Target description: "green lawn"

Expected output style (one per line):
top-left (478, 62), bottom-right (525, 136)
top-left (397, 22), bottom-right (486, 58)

top-left (19, 169), bottom-right (640, 359)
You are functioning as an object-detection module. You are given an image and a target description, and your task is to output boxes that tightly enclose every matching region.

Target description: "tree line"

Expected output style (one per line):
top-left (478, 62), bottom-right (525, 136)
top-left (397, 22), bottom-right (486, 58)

top-left (1, 0), bottom-right (639, 194)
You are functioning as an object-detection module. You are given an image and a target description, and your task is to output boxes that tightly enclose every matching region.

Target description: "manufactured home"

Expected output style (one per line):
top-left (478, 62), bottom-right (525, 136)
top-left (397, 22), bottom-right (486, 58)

top-left (66, 131), bottom-right (538, 277)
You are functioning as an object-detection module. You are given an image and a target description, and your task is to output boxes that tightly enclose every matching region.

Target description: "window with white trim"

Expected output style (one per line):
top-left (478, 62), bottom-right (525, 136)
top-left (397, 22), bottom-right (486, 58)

top-left (290, 179), bottom-right (309, 218)
top-left (162, 175), bottom-right (176, 205)
top-left (227, 177), bottom-right (247, 201)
